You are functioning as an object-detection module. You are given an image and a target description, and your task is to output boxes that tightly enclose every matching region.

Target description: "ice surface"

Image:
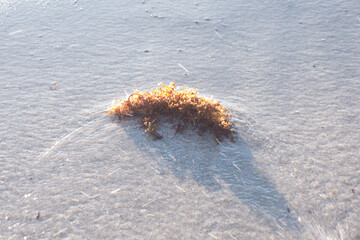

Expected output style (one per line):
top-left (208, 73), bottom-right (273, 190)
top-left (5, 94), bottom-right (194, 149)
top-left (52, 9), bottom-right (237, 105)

top-left (0, 0), bottom-right (359, 239)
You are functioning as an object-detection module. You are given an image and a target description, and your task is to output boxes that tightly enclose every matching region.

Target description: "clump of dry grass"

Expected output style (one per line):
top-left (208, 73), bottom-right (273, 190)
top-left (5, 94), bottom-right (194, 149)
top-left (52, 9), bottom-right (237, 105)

top-left (108, 83), bottom-right (235, 142)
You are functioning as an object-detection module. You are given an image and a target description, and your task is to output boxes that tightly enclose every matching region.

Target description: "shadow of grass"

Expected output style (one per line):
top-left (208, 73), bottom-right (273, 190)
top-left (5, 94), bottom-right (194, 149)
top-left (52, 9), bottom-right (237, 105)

top-left (118, 115), bottom-right (300, 231)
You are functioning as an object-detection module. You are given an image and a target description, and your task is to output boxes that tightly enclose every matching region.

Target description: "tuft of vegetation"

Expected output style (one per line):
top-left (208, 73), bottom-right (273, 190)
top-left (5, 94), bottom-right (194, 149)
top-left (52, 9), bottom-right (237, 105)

top-left (108, 83), bottom-right (235, 142)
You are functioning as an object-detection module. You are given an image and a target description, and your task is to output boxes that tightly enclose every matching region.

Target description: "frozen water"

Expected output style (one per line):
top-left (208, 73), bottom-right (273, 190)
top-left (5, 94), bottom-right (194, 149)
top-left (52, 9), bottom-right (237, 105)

top-left (0, 0), bottom-right (359, 239)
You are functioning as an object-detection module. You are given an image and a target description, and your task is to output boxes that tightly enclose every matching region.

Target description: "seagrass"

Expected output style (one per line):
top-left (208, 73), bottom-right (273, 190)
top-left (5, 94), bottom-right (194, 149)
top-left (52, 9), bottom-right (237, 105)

top-left (108, 83), bottom-right (235, 141)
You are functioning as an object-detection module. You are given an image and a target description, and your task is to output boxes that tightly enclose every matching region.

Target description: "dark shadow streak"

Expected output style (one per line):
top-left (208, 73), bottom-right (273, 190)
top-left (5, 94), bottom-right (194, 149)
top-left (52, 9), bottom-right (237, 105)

top-left (119, 116), bottom-right (300, 231)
